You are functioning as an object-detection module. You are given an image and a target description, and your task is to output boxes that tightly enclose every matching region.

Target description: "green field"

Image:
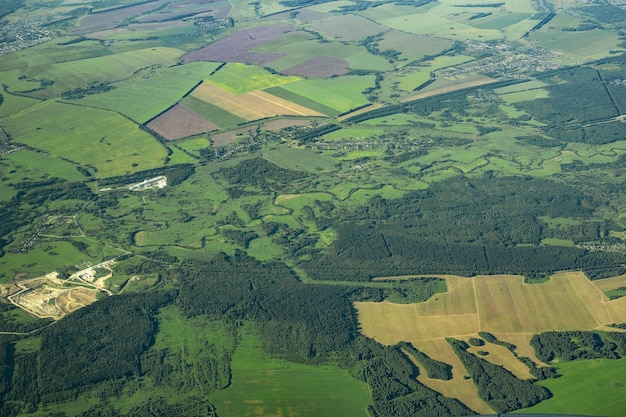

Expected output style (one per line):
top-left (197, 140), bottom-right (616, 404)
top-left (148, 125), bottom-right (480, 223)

top-left (208, 63), bottom-right (301, 95)
top-left (263, 147), bottom-right (338, 172)
top-left (35, 47), bottom-right (183, 92)
top-left (263, 86), bottom-right (340, 116)
top-left (280, 76), bottom-right (374, 113)
top-left (4, 101), bottom-right (168, 177)
top-left (517, 357), bottom-right (626, 417)
top-left (76, 61), bottom-right (222, 123)
top-left (210, 324), bottom-right (371, 417)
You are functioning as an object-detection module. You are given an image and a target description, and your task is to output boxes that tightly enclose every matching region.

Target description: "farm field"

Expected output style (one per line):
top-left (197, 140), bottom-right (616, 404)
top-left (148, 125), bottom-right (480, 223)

top-left (3, 101), bottom-right (167, 177)
top-left (76, 61), bottom-right (223, 123)
top-left (518, 357), bottom-right (626, 417)
top-left (356, 272), bottom-right (626, 345)
top-left (32, 47), bottom-right (183, 92)
top-left (189, 82), bottom-right (325, 122)
top-left (4, 0), bottom-right (626, 416)
top-left (210, 324), bottom-right (371, 417)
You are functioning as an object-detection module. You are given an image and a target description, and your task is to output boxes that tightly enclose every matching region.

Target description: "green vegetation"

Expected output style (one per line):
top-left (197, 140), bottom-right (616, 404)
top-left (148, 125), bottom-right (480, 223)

top-left (2, 0), bottom-right (626, 416)
top-left (207, 63), bottom-right (301, 95)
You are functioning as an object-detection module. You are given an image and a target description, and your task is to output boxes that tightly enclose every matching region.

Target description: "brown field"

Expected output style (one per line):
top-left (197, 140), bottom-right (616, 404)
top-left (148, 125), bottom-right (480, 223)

top-left (356, 271), bottom-right (626, 411)
top-left (281, 56), bottom-right (350, 78)
top-left (211, 127), bottom-right (250, 147)
top-left (147, 103), bottom-right (218, 140)
top-left (190, 82), bottom-right (325, 121)
top-left (181, 25), bottom-right (296, 65)
top-left (400, 76), bottom-right (497, 103)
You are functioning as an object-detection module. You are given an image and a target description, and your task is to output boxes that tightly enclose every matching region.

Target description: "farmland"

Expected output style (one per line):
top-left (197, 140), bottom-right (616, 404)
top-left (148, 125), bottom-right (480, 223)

top-left (2, 0), bottom-right (626, 416)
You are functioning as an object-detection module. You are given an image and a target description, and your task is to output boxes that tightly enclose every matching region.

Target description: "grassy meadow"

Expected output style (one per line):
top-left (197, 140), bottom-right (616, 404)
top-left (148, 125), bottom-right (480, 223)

top-left (210, 324), bottom-right (371, 417)
top-left (517, 357), bottom-right (626, 417)
top-left (3, 101), bottom-right (167, 177)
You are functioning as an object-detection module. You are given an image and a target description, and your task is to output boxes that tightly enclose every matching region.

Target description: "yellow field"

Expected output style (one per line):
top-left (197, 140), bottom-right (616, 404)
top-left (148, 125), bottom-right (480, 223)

top-left (592, 273), bottom-right (626, 292)
top-left (410, 339), bottom-right (494, 414)
top-left (356, 271), bottom-right (626, 409)
top-left (465, 336), bottom-right (533, 380)
top-left (190, 82), bottom-right (324, 121)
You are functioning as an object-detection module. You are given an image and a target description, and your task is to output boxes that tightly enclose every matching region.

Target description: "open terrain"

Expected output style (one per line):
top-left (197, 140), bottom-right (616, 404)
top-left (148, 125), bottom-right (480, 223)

top-left (2, 0), bottom-right (626, 416)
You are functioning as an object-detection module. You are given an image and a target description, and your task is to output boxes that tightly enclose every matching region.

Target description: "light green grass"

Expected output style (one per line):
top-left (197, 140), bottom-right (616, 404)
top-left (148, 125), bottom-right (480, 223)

top-left (280, 76), bottom-right (373, 113)
top-left (76, 61), bottom-right (222, 123)
top-left (541, 238), bottom-right (576, 247)
top-left (0, 37), bottom-right (112, 73)
top-left (36, 47), bottom-right (183, 91)
top-left (321, 127), bottom-right (381, 140)
top-left (1, 149), bottom-right (86, 195)
top-left (13, 336), bottom-right (42, 354)
top-left (210, 323), bottom-right (371, 417)
top-left (208, 63), bottom-right (301, 95)
top-left (517, 357), bottom-right (626, 417)
top-left (4, 101), bottom-right (168, 177)
top-left (263, 86), bottom-right (340, 116)
top-left (263, 146), bottom-right (338, 172)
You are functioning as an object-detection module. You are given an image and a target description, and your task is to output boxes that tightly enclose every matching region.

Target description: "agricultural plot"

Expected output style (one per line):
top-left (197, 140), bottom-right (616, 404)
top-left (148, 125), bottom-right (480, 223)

top-left (3, 101), bottom-right (167, 177)
top-left (181, 25), bottom-right (297, 65)
top-left (278, 76), bottom-right (374, 113)
top-left (377, 30), bottom-right (453, 63)
top-left (207, 63), bottom-right (301, 95)
top-left (189, 82), bottom-right (325, 122)
top-left (520, 357), bottom-right (626, 417)
top-left (356, 272), bottom-right (626, 344)
top-left (77, 61), bottom-right (222, 123)
top-left (35, 47), bottom-right (183, 92)
top-left (306, 14), bottom-right (385, 42)
top-left (210, 324), bottom-right (371, 417)
top-left (146, 104), bottom-right (218, 140)
top-left (357, 272), bottom-right (626, 413)
top-left (182, 96), bottom-right (246, 130)
top-left (72, 0), bottom-right (170, 34)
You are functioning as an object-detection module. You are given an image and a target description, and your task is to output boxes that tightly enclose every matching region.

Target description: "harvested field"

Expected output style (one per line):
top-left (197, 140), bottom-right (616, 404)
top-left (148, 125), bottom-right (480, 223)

top-left (181, 25), bottom-right (297, 65)
top-left (411, 339), bottom-right (494, 414)
top-left (127, 21), bottom-right (193, 31)
top-left (357, 272), bottom-right (626, 412)
top-left (190, 82), bottom-right (325, 121)
top-left (592, 273), bottom-right (626, 292)
top-left (465, 336), bottom-right (533, 380)
top-left (281, 56), bottom-right (350, 78)
top-left (357, 272), bottom-right (625, 343)
top-left (147, 103), bottom-right (218, 140)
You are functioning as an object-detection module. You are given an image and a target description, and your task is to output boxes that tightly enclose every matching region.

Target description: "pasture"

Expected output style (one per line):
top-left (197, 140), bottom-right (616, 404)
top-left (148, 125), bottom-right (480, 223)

top-left (282, 75), bottom-right (374, 112)
top-left (263, 147), bottom-right (337, 172)
top-left (77, 61), bottom-right (222, 123)
top-left (210, 324), bottom-right (371, 417)
top-left (3, 101), bottom-right (168, 177)
top-left (518, 357), bottom-right (626, 417)
top-left (208, 63), bottom-right (301, 95)
top-left (35, 47), bottom-right (183, 92)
